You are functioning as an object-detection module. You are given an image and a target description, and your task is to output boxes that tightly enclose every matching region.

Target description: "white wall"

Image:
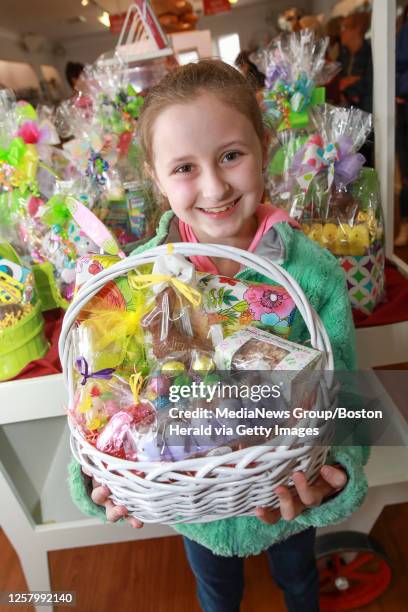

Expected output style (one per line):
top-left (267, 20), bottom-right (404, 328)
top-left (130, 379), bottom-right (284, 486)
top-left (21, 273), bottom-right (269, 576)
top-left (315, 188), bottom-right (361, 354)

top-left (52, 30), bottom-right (120, 97)
top-left (198, 0), bottom-right (313, 54)
top-left (312, 0), bottom-right (338, 19)
top-left (0, 27), bottom-right (56, 84)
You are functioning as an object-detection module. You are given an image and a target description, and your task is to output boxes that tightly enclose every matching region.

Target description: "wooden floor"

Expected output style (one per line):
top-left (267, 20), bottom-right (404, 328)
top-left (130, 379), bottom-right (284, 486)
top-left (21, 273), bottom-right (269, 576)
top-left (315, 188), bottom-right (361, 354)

top-left (1, 502), bottom-right (408, 612)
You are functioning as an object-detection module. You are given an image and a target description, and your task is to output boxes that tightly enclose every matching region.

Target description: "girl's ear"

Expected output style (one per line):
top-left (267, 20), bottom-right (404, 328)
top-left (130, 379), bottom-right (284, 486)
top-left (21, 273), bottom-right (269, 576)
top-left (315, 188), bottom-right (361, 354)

top-left (144, 162), bottom-right (166, 197)
top-left (144, 161), bottom-right (154, 181)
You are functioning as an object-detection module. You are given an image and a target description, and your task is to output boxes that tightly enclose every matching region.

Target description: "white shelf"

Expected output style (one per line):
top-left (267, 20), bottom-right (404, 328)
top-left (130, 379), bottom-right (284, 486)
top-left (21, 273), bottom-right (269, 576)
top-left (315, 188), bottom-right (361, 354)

top-left (355, 321), bottom-right (408, 369)
top-left (38, 422), bottom-right (86, 524)
top-left (365, 446), bottom-right (408, 488)
top-left (0, 374), bottom-right (66, 425)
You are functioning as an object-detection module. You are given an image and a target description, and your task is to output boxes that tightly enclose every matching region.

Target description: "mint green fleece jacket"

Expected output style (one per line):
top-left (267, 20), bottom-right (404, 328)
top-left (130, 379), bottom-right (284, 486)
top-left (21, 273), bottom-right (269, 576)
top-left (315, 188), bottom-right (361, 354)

top-left (68, 211), bottom-right (369, 557)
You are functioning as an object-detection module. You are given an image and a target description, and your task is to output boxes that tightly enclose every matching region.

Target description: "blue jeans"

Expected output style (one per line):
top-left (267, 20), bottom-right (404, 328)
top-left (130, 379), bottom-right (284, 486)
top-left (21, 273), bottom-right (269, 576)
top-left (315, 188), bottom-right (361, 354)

top-left (183, 527), bottom-right (319, 612)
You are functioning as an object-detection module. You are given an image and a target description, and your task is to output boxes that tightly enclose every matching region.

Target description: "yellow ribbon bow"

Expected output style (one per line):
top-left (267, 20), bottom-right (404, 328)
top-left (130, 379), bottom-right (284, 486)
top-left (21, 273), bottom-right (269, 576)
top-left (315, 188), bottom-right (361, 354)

top-left (129, 273), bottom-right (202, 307)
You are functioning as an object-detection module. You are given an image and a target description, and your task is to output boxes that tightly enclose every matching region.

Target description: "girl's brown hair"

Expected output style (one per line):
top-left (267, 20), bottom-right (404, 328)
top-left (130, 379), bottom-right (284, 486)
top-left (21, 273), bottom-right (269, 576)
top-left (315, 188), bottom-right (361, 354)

top-left (138, 59), bottom-right (265, 169)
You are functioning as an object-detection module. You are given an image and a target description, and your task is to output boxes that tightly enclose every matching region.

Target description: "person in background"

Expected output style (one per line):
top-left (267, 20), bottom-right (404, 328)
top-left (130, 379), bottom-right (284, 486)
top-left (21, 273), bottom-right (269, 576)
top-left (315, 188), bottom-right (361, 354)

top-left (298, 14), bottom-right (324, 37)
top-left (235, 50), bottom-right (265, 91)
top-left (65, 61), bottom-right (84, 93)
top-left (338, 12), bottom-right (372, 113)
top-left (326, 16), bottom-right (343, 62)
top-left (324, 16), bottom-right (344, 106)
top-left (338, 12), bottom-right (374, 166)
top-left (395, 5), bottom-right (408, 247)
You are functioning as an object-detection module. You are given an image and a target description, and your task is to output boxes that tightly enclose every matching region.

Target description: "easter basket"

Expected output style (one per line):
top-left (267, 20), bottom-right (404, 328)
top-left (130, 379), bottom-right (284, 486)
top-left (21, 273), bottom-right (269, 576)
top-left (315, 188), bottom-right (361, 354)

top-left (273, 105), bottom-right (385, 315)
top-left (0, 244), bottom-right (48, 380)
top-left (60, 243), bottom-right (336, 524)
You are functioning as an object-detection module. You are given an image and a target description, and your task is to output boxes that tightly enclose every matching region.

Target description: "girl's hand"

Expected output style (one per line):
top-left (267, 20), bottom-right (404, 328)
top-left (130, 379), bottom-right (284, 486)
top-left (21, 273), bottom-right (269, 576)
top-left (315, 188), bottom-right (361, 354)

top-left (82, 468), bottom-right (143, 529)
top-left (255, 465), bottom-right (347, 525)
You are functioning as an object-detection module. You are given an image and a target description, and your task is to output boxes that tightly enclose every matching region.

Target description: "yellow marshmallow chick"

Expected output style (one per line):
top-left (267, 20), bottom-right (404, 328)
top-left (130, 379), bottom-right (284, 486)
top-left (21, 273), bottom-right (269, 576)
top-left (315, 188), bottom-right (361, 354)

top-left (349, 224), bottom-right (370, 256)
top-left (334, 224), bottom-right (352, 256)
top-left (321, 223), bottom-right (338, 253)
top-left (308, 223), bottom-right (323, 246)
top-left (301, 223), bottom-right (311, 236)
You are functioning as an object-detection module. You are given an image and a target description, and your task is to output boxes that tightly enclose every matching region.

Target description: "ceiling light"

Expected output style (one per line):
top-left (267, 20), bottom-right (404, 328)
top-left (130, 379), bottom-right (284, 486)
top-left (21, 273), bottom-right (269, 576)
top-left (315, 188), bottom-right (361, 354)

top-left (229, 0), bottom-right (239, 4)
top-left (81, 0), bottom-right (89, 5)
top-left (98, 11), bottom-right (110, 27)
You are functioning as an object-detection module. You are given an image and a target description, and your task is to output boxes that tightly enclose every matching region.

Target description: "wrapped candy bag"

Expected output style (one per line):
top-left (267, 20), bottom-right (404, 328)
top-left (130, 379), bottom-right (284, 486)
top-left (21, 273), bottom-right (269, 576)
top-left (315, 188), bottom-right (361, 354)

top-left (57, 59), bottom-right (158, 249)
top-left (69, 269), bottom-right (156, 456)
top-left (253, 30), bottom-right (339, 132)
top-left (1, 178), bottom-right (122, 308)
top-left (0, 248), bottom-right (48, 380)
top-left (69, 252), bottom-right (209, 459)
top-left (252, 31), bottom-right (340, 207)
top-left (287, 105), bottom-right (385, 314)
top-left (39, 190), bottom-right (123, 302)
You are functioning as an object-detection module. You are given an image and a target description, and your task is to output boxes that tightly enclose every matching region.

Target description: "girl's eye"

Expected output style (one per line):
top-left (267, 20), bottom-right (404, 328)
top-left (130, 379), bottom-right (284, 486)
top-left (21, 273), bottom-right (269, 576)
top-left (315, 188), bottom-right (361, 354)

top-left (222, 151), bottom-right (242, 163)
top-left (174, 164), bottom-right (193, 174)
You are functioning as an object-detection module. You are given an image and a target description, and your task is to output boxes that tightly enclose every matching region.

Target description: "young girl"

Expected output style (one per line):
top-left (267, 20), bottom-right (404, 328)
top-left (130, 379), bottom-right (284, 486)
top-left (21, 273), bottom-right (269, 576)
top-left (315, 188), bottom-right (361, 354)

top-left (69, 60), bottom-right (369, 611)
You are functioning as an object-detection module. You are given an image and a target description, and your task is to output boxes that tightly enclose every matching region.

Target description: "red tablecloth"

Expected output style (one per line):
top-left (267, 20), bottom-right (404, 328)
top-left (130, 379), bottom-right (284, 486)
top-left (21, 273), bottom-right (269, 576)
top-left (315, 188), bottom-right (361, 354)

top-left (9, 261), bottom-right (408, 382)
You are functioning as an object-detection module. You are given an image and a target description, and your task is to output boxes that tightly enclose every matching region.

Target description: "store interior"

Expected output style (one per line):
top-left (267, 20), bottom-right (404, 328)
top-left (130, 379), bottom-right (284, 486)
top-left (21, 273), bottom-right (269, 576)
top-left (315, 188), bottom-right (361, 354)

top-left (0, 0), bottom-right (407, 611)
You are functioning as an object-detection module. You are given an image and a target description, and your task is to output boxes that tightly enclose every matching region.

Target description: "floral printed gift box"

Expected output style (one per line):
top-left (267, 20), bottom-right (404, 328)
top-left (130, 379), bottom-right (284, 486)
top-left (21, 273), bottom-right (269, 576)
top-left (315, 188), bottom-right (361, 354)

top-left (197, 275), bottom-right (297, 339)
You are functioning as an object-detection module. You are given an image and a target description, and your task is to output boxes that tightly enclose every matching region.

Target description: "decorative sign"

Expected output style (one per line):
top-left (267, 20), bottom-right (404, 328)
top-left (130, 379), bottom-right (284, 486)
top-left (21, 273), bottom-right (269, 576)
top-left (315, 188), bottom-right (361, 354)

top-left (109, 13), bottom-right (127, 35)
top-left (203, 0), bottom-right (231, 16)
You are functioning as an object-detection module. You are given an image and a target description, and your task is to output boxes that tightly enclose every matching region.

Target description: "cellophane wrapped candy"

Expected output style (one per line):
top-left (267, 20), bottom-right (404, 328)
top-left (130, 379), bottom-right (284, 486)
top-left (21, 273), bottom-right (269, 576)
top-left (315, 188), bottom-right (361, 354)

top-left (56, 58), bottom-right (159, 250)
top-left (69, 252), bottom-right (323, 464)
top-left (253, 30), bottom-right (339, 131)
top-left (286, 105), bottom-right (385, 314)
top-left (252, 30), bottom-right (340, 207)
top-left (0, 174), bottom-right (121, 305)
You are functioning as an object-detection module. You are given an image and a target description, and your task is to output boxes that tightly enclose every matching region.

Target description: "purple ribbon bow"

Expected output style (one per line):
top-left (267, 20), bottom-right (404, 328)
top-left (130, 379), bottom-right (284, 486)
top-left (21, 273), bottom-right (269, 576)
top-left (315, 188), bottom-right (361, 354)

top-left (333, 136), bottom-right (366, 187)
top-left (291, 135), bottom-right (366, 190)
top-left (76, 357), bottom-right (115, 386)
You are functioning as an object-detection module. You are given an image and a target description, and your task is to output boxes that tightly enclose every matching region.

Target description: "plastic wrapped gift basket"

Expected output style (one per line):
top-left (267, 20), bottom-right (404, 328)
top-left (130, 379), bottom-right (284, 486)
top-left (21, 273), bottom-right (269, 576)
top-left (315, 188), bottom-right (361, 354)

top-left (60, 243), bottom-right (335, 524)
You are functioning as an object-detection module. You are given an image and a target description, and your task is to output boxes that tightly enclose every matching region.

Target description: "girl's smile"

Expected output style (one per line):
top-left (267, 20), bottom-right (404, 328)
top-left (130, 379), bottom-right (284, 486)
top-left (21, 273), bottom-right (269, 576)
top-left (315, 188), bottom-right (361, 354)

top-left (196, 196), bottom-right (241, 217)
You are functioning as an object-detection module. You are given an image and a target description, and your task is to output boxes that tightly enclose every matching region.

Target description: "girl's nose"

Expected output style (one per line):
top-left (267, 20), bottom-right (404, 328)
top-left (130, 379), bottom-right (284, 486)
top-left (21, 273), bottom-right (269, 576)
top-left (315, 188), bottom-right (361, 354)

top-left (201, 167), bottom-right (230, 202)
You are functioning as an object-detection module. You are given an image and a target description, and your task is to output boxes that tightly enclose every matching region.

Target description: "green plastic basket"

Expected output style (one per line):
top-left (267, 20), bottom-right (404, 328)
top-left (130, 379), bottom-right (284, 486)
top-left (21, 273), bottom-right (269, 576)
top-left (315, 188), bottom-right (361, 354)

top-left (32, 262), bottom-right (69, 312)
top-left (0, 301), bottom-right (49, 381)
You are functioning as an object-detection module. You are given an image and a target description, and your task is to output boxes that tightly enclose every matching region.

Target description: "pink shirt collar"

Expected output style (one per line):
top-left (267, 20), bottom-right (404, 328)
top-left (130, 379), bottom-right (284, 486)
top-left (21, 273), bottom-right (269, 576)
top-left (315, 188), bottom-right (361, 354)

top-left (178, 204), bottom-right (299, 274)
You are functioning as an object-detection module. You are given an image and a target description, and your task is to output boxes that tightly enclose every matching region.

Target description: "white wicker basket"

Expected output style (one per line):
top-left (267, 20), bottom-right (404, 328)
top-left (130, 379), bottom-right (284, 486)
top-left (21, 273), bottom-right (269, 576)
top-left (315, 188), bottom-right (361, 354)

top-left (60, 243), bottom-right (335, 524)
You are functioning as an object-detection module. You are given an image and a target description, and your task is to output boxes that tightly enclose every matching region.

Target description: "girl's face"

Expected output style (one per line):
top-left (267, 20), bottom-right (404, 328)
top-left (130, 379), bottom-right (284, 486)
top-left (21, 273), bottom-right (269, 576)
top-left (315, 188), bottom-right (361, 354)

top-left (150, 92), bottom-right (265, 243)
